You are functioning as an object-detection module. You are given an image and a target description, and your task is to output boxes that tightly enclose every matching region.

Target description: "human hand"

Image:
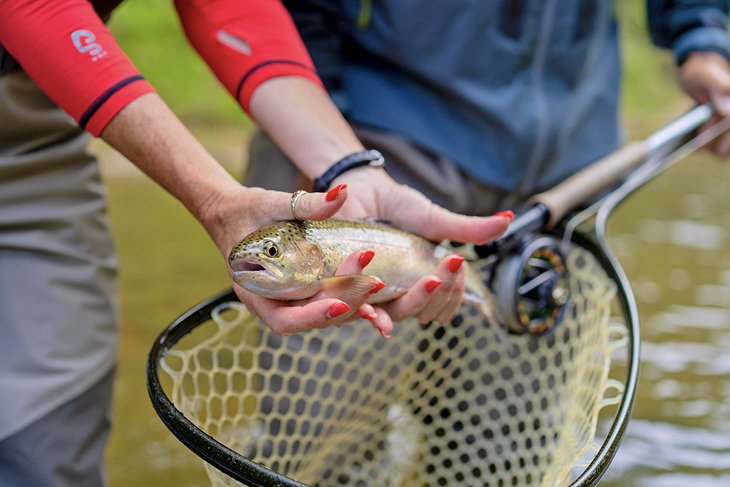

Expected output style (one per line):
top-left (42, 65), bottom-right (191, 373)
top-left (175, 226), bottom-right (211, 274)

top-left (679, 51), bottom-right (730, 156)
top-left (201, 184), bottom-right (390, 336)
top-left (328, 167), bottom-right (512, 324)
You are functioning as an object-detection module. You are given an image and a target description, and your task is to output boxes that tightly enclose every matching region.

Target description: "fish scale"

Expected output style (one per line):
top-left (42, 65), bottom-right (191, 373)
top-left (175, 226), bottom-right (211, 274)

top-left (229, 219), bottom-right (501, 327)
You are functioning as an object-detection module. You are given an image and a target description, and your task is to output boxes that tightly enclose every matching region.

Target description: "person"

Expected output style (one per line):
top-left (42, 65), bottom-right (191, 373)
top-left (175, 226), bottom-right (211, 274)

top-left (0, 1), bottom-right (513, 485)
top-left (237, 2), bottom-right (730, 483)
top-left (244, 0), bottom-right (730, 217)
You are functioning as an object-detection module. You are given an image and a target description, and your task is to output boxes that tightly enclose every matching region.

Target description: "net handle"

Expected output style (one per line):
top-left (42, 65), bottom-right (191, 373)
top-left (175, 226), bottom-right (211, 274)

top-left (146, 288), bottom-right (307, 487)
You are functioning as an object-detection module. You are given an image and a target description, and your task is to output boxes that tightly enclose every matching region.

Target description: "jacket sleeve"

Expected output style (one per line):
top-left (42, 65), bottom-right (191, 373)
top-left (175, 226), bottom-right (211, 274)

top-left (0, 0), bottom-right (155, 136)
top-left (648, 0), bottom-right (730, 64)
top-left (174, 0), bottom-right (324, 114)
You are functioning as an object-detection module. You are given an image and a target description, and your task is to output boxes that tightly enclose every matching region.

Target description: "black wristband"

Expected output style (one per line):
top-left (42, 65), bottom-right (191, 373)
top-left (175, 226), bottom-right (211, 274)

top-left (312, 149), bottom-right (385, 192)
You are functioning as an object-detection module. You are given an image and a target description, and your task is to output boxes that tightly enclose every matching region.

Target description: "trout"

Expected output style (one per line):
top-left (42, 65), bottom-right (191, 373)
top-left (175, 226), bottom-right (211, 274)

top-left (228, 219), bottom-right (502, 325)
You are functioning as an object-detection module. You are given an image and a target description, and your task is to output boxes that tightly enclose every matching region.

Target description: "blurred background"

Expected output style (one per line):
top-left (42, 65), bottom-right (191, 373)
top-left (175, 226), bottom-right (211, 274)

top-left (102, 1), bottom-right (730, 485)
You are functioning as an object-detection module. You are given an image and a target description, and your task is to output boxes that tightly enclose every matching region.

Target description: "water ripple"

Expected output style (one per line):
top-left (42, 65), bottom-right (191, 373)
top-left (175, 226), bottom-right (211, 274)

top-left (639, 219), bottom-right (727, 249)
top-left (606, 419), bottom-right (730, 475)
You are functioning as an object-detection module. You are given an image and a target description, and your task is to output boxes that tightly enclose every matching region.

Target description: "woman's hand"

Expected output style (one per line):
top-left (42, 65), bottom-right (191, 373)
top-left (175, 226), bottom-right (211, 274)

top-left (199, 183), bottom-right (394, 337)
top-left (328, 167), bottom-right (512, 326)
top-left (246, 77), bottom-right (511, 333)
top-left (679, 51), bottom-right (730, 156)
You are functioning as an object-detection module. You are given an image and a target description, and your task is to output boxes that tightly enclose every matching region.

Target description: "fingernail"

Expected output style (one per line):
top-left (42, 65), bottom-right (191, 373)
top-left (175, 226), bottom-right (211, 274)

top-left (448, 255), bottom-right (464, 273)
top-left (325, 184), bottom-right (347, 202)
top-left (362, 312), bottom-right (378, 321)
top-left (380, 329), bottom-right (391, 339)
top-left (424, 278), bottom-right (442, 293)
top-left (369, 282), bottom-right (386, 294)
top-left (493, 210), bottom-right (514, 222)
top-left (327, 302), bottom-right (350, 318)
top-left (358, 250), bottom-right (375, 268)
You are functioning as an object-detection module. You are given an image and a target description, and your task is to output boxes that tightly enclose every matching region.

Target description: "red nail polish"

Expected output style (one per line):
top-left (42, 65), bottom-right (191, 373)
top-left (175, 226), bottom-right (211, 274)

top-left (424, 279), bottom-right (442, 293)
top-left (448, 255), bottom-right (464, 273)
top-left (369, 282), bottom-right (386, 294)
top-left (327, 302), bottom-right (350, 318)
top-left (493, 210), bottom-right (515, 222)
top-left (358, 250), bottom-right (375, 268)
top-left (362, 313), bottom-right (378, 321)
top-left (325, 184), bottom-right (347, 202)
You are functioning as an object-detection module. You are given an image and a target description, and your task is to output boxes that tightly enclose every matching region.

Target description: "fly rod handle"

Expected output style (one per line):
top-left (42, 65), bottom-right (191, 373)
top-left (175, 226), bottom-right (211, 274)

top-left (528, 141), bottom-right (648, 228)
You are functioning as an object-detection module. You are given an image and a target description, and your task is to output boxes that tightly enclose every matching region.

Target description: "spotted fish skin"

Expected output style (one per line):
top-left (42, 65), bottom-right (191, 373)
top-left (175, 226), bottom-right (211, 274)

top-left (228, 219), bottom-right (494, 309)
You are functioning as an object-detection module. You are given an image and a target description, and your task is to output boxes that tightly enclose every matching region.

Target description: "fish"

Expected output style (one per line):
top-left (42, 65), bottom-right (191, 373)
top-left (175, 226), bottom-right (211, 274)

top-left (228, 219), bottom-right (503, 326)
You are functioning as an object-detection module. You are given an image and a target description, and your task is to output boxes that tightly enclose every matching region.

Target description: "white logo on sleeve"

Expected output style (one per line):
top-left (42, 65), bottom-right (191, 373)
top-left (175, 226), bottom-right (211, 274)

top-left (71, 30), bottom-right (107, 62)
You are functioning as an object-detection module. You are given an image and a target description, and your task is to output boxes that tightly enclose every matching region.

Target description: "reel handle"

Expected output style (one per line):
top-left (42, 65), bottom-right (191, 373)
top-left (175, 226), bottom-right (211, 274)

top-left (529, 142), bottom-right (647, 229)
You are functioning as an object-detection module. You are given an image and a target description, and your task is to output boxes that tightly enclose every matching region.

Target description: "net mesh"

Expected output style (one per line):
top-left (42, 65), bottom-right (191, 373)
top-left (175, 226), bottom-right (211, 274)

top-left (160, 247), bottom-right (626, 487)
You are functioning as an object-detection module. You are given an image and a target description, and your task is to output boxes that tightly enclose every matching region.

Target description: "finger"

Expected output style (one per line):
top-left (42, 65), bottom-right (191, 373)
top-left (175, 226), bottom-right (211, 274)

top-left (364, 305), bottom-right (394, 339)
top-left (388, 189), bottom-right (514, 245)
top-left (380, 274), bottom-right (437, 322)
top-left (703, 113), bottom-right (730, 156)
top-left (415, 255), bottom-right (466, 323)
top-left (234, 284), bottom-right (353, 334)
top-left (419, 206), bottom-right (514, 245)
top-left (714, 132), bottom-right (730, 157)
top-left (335, 249), bottom-right (375, 276)
top-left (357, 303), bottom-right (389, 338)
top-left (712, 94), bottom-right (730, 117)
top-left (434, 274), bottom-right (466, 323)
top-left (292, 184), bottom-right (349, 221)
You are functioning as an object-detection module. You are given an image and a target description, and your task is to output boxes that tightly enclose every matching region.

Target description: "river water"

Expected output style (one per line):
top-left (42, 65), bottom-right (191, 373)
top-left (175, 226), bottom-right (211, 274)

top-left (595, 150), bottom-right (730, 486)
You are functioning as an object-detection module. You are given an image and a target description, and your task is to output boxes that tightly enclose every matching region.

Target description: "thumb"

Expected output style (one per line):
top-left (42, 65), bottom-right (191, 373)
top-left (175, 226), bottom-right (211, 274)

top-left (289, 184), bottom-right (348, 221)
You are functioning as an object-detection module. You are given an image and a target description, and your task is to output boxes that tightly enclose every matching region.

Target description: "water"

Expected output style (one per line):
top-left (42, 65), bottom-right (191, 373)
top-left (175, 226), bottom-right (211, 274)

top-left (104, 144), bottom-right (730, 487)
top-left (597, 153), bottom-right (730, 486)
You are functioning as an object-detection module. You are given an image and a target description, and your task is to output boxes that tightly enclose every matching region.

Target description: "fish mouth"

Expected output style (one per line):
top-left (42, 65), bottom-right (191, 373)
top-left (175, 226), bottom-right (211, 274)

top-left (228, 256), bottom-right (284, 283)
top-left (229, 259), bottom-right (266, 273)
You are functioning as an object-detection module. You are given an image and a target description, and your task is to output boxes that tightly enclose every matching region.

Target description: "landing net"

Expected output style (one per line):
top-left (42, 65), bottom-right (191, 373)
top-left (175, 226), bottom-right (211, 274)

top-left (159, 247), bottom-right (625, 486)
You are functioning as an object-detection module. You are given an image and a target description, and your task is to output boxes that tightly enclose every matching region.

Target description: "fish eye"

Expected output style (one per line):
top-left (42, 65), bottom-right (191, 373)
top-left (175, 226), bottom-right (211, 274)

top-left (263, 241), bottom-right (279, 258)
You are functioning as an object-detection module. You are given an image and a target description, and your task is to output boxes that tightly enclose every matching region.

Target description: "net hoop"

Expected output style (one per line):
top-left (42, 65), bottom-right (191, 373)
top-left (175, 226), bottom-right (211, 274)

top-left (147, 288), bottom-right (304, 487)
top-left (147, 228), bottom-right (640, 487)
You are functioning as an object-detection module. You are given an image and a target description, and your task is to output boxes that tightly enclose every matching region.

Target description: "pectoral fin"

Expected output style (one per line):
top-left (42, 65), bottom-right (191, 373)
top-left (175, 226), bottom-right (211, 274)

top-left (319, 275), bottom-right (382, 303)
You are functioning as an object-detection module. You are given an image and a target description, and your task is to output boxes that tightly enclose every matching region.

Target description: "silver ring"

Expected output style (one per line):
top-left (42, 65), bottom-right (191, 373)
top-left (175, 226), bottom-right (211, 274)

top-left (290, 190), bottom-right (307, 220)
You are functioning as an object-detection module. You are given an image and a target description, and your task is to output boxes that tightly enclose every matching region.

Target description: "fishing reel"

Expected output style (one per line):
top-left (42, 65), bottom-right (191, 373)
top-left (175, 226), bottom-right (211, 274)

top-left (487, 235), bottom-right (571, 335)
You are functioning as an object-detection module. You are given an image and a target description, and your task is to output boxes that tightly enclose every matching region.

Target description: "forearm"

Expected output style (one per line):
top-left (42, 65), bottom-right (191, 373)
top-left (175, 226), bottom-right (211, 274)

top-left (248, 76), bottom-right (365, 180)
top-left (100, 93), bottom-right (240, 232)
top-left (174, 0), bottom-right (364, 182)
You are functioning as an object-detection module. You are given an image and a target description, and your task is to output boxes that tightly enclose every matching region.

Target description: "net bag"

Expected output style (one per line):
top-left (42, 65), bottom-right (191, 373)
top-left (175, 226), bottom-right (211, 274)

top-left (151, 245), bottom-right (628, 487)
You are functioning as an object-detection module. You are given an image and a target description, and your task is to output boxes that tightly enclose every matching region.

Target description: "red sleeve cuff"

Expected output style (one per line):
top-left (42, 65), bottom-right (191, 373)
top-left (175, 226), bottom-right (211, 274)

top-left (237, 62), bottom-right (323, 112)
top-left (83, 76), bottom-right (156, 136)
top-left (175, 0), bottom-right (324, 115)
top-left (0, 0), bottom-right (155, 136)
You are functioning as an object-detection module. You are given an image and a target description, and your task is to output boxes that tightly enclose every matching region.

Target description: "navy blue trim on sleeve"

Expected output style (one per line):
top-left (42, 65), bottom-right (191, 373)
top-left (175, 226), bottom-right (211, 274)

top-left (79, 74), bottom-right (144, 128)
top-left (235, 60), bottom-right (316, 101)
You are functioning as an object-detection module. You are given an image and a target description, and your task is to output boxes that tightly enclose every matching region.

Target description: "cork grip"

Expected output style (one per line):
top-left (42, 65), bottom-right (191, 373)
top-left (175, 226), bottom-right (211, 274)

top-left (529, 141), bottom-right (648, 228)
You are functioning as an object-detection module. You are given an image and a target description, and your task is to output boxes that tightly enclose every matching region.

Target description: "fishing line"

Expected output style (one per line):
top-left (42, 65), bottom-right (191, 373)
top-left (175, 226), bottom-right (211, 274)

top-left (562, 113), bottom-right (730, 253)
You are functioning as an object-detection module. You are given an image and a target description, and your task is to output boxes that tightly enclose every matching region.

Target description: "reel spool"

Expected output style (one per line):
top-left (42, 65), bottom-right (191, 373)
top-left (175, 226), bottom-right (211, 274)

top-left (490, 235), bottom-right (571, 335)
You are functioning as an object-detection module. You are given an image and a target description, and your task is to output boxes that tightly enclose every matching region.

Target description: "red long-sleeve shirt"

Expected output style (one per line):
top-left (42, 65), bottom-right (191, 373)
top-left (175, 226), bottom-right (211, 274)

top-left (0, 0), bottom-right (322, 136)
